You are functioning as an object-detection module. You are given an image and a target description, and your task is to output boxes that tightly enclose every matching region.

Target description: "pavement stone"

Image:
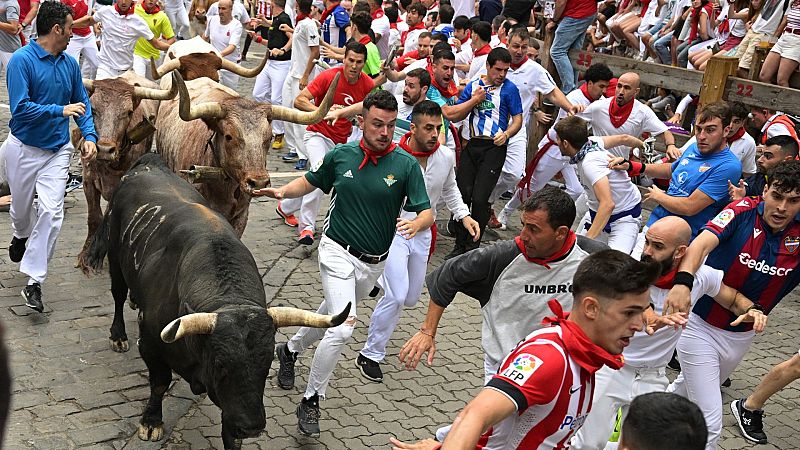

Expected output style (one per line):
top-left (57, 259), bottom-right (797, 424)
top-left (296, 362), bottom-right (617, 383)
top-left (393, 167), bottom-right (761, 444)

top-left (0, 51), bottom-right (799, 450)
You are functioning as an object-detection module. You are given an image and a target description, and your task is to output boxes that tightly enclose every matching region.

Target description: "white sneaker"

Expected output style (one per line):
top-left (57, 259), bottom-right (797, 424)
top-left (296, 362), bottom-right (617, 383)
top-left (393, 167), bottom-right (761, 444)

top-left (497, 208), bottom-right (510, 230)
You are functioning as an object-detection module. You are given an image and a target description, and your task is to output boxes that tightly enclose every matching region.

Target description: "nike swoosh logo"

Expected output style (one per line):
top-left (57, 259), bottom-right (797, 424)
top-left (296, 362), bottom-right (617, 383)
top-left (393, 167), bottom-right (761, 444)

top-left (570, 387), bottom-right (580, 394)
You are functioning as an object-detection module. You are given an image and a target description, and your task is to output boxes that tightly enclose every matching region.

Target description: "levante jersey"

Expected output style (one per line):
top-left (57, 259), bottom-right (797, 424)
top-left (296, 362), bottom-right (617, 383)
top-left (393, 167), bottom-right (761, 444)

top-left (692, 196), bottom-right (800, 332)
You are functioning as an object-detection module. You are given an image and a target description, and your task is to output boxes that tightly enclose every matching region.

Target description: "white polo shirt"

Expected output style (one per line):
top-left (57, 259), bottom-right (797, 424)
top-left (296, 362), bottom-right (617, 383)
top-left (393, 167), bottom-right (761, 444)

top-left (94, 6), bottom-right (154, 71)
top-left (578, 97), bottom-right (669, 158)
top-left (205, 15), bottom-right (243, 62)
top-left (575, 136), bottom-right (642, 215)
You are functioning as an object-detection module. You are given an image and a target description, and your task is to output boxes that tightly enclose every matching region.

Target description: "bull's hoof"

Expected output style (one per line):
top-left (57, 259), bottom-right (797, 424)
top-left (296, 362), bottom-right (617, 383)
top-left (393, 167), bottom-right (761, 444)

top-left (137, 423), bottom-right (164, 441)
top-left (109, 338), bottom-right (130, 353)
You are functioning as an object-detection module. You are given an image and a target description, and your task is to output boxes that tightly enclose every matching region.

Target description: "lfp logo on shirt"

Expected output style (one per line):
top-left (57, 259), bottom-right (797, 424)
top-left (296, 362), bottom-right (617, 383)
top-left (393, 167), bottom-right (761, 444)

top-left (501, 354), bottom-right (543, 385)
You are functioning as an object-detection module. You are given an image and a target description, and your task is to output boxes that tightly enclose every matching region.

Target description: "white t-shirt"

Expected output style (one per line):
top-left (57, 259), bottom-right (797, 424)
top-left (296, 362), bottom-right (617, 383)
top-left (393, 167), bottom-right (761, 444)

top-left (371, 13), bottom-right (391, 59)
top-left (680, 133), bottom-right (757, 175)
top-left (623, 265), bottom-right (723, 368)
top-left (94, 6), bottom-right (154, 71)
top-left (575, 137), bottom-right (642, 214)
top-left (205, 15), bottom-right (243, 61)
top-left (467, 53), bottom-right (487, 81)
top-left (496, 59), bottom-right (556, 125)
top-left (404, 28), bottom-right (426, 52)
top-left (289, 17), bottom-right (321, 78)
top-left (752, 0), bottom-right (789, 34)
top-left (206, 1), bottom-right (251, 25)
top-left (578, 97), bottom-right (669, 158)
top-left (451, 0), bottom-right (475, 19)
top-left (454, 38), bottom-right (472, 79)
top-left (540, 87), bottom-right (595, 159)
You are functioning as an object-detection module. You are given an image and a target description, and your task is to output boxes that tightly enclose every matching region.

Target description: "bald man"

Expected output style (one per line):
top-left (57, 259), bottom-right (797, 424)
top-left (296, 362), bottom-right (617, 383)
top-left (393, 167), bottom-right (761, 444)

top-left (571, 216), bottom-right (767, 450)
top-left (577, 72), bottom-right (678, 160)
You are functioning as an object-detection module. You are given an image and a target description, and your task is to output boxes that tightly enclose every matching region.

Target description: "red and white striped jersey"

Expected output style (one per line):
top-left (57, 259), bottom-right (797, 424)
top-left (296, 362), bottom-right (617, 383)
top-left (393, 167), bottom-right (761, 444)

top-left (483, 325), bottom-right (594, 450)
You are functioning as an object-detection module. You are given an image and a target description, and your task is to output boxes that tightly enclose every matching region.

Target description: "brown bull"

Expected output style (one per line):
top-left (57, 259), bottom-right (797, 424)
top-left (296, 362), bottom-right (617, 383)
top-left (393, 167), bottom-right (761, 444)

top-left (73, 72), bottom-right (177, 270)
top-left (150, 36), bottom-right (266, 82)
top-left (155, 71), bottom-right (339, 236)
top-left (188, 0), bottom-right (217, 37)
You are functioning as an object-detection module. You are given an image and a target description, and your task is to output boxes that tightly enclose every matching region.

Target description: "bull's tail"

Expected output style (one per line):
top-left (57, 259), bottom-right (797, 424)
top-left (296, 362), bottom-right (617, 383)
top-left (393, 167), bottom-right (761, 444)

top-left (84, 210), bottom-right (111, 275)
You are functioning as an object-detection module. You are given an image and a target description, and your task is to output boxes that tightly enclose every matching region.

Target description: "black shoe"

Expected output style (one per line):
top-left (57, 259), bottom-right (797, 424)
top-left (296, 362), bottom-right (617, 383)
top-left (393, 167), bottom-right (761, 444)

top-left (368, 286), bottom-right (380, 297)
top-left (356, 354), bottom-right (383, 382)
top-left (276, 343), bottom-right (297, 390)
top-left (22, 283), bottom-right (43, 313)
top-left (297, 394), bottom-right (321, 437)
top-left (9, 236), bottom-right (27, 263)
top-left (500, 190), bottom-right (513, 200)
top-left (722, 377), bottom-right (732, 387)
top-left (667, 352), bottom-right (681, 371)
top-left (444, 246), bottom-right (465, 260)
top-left (731, 398), bottom-right (768, 444)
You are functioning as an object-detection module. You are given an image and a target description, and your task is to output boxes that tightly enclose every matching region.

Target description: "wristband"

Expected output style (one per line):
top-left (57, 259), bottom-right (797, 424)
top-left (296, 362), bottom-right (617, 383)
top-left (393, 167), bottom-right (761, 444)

top-left (420, 329), bottom-right (434, 338)
top-left (673, 271), bottom-right (694, 290)
top-left (626, 160), bottom-right (646, 177)
top-left (746, 303), bottom-right (764, 312)
top-left (255, 35), bottom-right (263, 43)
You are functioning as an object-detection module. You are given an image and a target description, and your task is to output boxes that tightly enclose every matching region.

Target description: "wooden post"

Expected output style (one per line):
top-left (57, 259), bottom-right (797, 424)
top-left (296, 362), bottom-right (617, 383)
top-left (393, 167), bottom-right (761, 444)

top-left (749, 43), bottom-right (773, 81)
top-left (698, 55), bottom-right (738, 107)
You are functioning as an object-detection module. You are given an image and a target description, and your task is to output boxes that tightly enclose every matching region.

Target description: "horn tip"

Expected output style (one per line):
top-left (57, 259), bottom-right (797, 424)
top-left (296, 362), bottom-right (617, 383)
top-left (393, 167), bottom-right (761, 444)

top-left (330, 303), bottom-right (352, 327)
top-left (161, 319), bottom-right (181, 343)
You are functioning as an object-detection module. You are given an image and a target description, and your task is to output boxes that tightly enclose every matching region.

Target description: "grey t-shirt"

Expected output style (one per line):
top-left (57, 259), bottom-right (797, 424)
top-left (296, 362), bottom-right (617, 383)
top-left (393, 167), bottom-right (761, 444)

top-left (0, 0), bottom-right (21, 53)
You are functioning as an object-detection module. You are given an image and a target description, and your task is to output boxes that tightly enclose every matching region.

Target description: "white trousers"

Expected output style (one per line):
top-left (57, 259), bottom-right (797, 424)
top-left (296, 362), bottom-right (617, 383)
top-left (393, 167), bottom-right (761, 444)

top-left (668, 314), bottom-right (755, 450)
top-left (96, 65), bottom-right (129, 81)
top-left (501, 151), bottom-right (584, 214)
top-left (280, 131), bottom-right (336, 232)
top-left (287, 235), bottom-right (385, 398)
top-left (4, 134), bottom-right (72, 285)
top-left (253, 59), bottom-right (291, 136)
top-left (576, 211), bottom-right (641, 254)
top-left (165, 3), bottom-right (190, 38)
top-left (282, 75), bottom-right (307, 158)
top-left (133, 54), bottom-right (163, 80)
top-left (571, 365), bottom-right (668, 450)
top-left (489, 129), bottom-right (527, 204)
top-left (219, 69), bottom-right (239, 90)
top-left (0, 51), bottom-right (12, 74)
top-left (65, 33), bottom-right (99, 80)
top-left (360, 229), bottom-right (432, 363)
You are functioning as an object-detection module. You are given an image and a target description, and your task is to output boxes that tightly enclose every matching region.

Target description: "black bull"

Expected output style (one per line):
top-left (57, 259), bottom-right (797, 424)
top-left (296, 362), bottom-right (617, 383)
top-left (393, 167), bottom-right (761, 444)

top-left (85, 153), bottom-right (350, 449)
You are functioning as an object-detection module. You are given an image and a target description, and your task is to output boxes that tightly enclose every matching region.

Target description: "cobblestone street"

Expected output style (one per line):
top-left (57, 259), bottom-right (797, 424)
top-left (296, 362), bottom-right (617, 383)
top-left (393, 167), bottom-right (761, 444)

top-left (0, 55), bottom-right (799, 449)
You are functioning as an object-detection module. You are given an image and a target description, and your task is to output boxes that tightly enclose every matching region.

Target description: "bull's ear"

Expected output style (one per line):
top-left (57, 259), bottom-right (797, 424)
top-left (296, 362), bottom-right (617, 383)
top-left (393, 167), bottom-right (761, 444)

top-left (161, 312), bottom-right (218, 343)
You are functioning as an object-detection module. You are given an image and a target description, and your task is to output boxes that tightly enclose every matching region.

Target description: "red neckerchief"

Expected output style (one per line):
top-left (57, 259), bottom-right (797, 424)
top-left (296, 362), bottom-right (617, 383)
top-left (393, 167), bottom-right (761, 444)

top-left (399, 131), bottom-right (439, 157)
top-left (579, 82), bottom-right (593, 102)
top-left (689, 3), bottom-right (713, 42)
top-left (358, 34), bottom-right (371, 45)
top-left (319, 1), bottom-right (340, 25)
top-left (401, 21), bottom-right (425, 44)
top-left (115, 3), bottom-right (135, 15)
top-left (653, 266), bottom-right (679, 290)
top-left (358, 139), bottom-right (397, 170)
top-left (473, 43), bottom-right (491, 57)
top-left (296, 12), bottom-right (310, 21)
top-left (514, 231), bottom-right (576, 269)
top-left (542, 299), bottom-right (626, 373)
top-left (609, 98), bottom-right (635, 128)
top-left (727, 126), bottom-right (746, 145)
top-left (390, 22), bottom-right (398, 29)
top-left (427, 62), bottom-right (458, 98)
top-left (371, 8), bottom-right (384, 19)
top-left (638, 0), bottom-right (650, 17)
top-left (510, 56), bottom-right (528, 71)
top-left (143, 3), bottom-right (161, 14)
top-left (428, 1), bottom-right (439, 11)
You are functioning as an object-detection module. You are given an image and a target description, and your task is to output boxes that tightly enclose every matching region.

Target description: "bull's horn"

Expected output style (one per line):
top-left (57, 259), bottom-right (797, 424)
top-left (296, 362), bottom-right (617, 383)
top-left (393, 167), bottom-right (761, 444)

top-left (219, 51), bottom-right (268, 78)
top-left (152, 56), bottom-right (182, 80)
top-left (173, 71), bottom-right (224, 121)
top-left (160, 312), bottom-right (218, 343)
top-left (83, 79), bottom-right (94, 94)
top-left (268, 72), bottom-right (341, 125)
top-left (267, 302), bottom-right (351, 328)
top-left (133, 81), bottom-right (178, 101)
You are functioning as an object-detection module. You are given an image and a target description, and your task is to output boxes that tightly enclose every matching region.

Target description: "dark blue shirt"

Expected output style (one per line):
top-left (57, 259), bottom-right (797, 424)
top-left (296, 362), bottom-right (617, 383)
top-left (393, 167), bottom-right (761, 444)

top-left (7, 40), bottom-right (97, 151)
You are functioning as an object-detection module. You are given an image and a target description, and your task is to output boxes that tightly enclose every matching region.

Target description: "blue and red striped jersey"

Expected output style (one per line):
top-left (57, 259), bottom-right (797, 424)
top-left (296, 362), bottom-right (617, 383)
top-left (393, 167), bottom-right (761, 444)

top-left (692, 196), bottom-right (800, 332)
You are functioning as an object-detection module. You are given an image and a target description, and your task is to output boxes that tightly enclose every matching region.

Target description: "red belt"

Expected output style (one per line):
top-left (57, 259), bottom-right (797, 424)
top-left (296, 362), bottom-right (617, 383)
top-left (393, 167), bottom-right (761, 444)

top-left (784, 27), bottom-right (800, 36)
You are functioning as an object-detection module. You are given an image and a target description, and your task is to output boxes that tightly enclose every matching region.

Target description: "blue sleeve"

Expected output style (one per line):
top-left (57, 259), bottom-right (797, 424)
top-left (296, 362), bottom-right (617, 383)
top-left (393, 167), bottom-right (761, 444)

top-left (457, 82), bottom-right (473, 105)
top-left (7, 55), bottom-right (64, 121)
top-left (507, 85), bottom-right (523, 116)
top-left (697, 158), bottom-right (742, 201)
top-left (333, 10), bottom-right (349, 27)
top-left (71, 59), bottom-right (97, 143)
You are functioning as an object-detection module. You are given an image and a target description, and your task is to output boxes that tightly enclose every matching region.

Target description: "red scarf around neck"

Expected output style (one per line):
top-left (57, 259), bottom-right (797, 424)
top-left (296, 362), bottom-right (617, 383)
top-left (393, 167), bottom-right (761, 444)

top-left (142, 3), bottom-right (161, 14)
top-left (514, 231), bottom-right (576, 270)
top-left (638, 0), bottom-right (650, 17)
top-left (608, 98), bottom-right (635, 128)
top-left (399, 131), bottom-right (439, 157)
top-left (510, 56), bottom-right (528, 71)
top-left (296, 12), bottom-right (310, 21)
top-left (653, 266), bottom-right (679, 290)
top-left (115, 3), bottom-right (135, 15)
top-left (371, 8), bottom-right (384, 19)
top-left (427, 62), bottom-right (458, 98)
top-left (689, 3), bottom-right (713, 42)
top-left (727, 126), bottom-right (746, 145)
top-left (542, 299), bottom-right (626, 373)
top-left (358, 34), bottom-right (371, 45)
top-left (579, 82), bottom-right (594, 102)
top-left (358, 139), bottom-right (397, 170)
top-left (319, 1), bottom-right (340, 25)
top-left (473, 43), bottom-right (491, 57)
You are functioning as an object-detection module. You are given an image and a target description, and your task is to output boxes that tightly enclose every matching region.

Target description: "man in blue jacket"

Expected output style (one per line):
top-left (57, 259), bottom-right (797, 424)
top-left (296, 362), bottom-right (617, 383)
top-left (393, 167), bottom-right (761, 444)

top-left (4, 1), bottom-right (97, 313)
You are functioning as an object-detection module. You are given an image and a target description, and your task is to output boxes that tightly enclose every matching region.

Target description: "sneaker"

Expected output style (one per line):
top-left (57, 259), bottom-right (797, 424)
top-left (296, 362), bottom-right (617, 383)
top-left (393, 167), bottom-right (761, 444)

top-left (731, 398), bottom-right (768, 444)
top-left (487, 208), bottom-right (502, 229)
top-left (22, 283), bottom-right (43, 313)
top-left (276, 204), bottom-right (299, 227)
top-left (294, 159), bottom-right (308, 171)
top-left (500, 190), bottom-right (513, 200)
top-left (298, 229), bottom-right (314, 246)
top-left (497, 208), bottom-right (510, 231)
top-left (356, 354), bottom-right (383, 382)
top-left (65, 174), bottom-right (83, 193)
top-left (282, 151), bottom-right (299, 162)
top-left (9, 236), bottom-right (27, 263)
top-left (275, 343), bottom-right (297, 390)
top-left (368, 286), bottom-right (381, 297)
top-left (272, 134), bottom-right (285, 150)
top-left (297, 394), bottom-right (321, 437)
